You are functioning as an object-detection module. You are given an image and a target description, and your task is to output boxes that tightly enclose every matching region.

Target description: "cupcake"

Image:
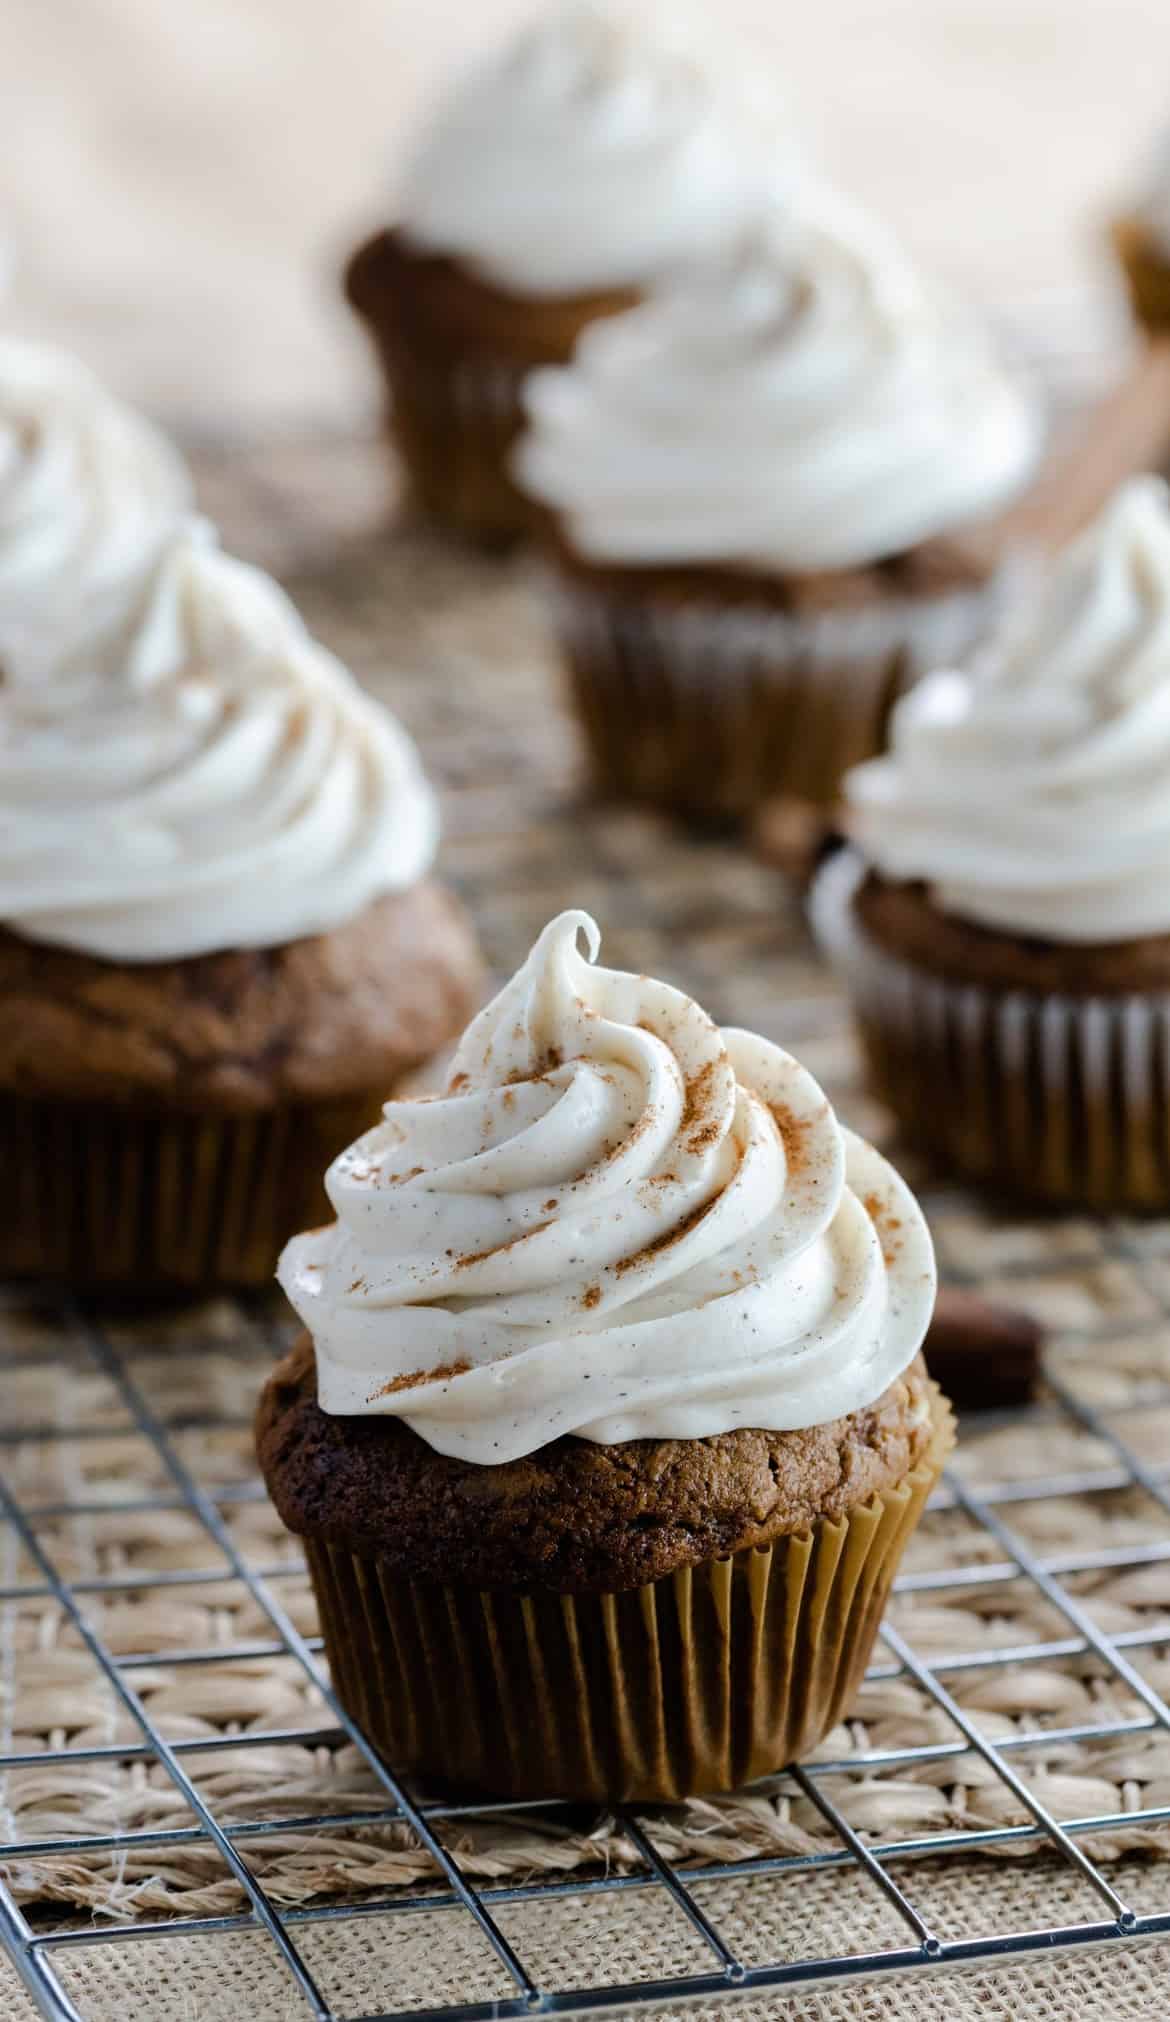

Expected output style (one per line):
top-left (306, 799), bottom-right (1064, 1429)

top-left (0, 337), bottom-right (191, 682)
top-left (814, 476), bottom-right (1170, 1212)
top-left (259, 910), bottom-right (949, 1802)
top-left (1114, 132), bottom-right (1170, 336)
top-left (513, 201), bottom-right (1042, 824)
top-left (345, 2), bottom-right (794, 543)
top-left (0, 390), bottom-right (480, 1287)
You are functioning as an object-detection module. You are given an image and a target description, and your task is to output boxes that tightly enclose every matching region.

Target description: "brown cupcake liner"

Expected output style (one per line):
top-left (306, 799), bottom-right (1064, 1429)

top-left (543, 563), bottom-right (1016, 823)
top-left (1113, 215), bottom-right (1170, 338)
top-left (305, 1385), bottom-right (952, 1804)
top-left (374, 346), bottom-right (533, 545)
top-left (0, 1089), bottom-right (386, 1293)
top-left (813, 849), bottom-right (1170, 1211)
top-left (346, 229), bottom-right (634, 545)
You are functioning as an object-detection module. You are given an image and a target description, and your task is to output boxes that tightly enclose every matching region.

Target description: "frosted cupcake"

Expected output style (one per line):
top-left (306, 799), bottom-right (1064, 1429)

top-left (345, 2), bottom-right (795, 542)
top-left (814, 477), bottom-right (1170, 1211)
top-left (259, 910), bottom-right (949, 1802)
top-left (514, 201), bottom-right (1041, 824)
top-left (0, 360), bottom-right (480, 1287)
top-left (0, 337), bottom-right (191, 682)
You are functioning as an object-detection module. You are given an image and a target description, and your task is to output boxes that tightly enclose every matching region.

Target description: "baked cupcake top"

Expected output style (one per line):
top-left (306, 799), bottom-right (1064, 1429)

top-left (396, 2), bottom-right (795, 298)
top-left (514, 203), bottom-right (1041, 573)
top-left (278, 910), bottom-right (935, 1463)
top-left (845, 477), bottom-right (1170, 944)
top-left (0, 523), bottom-right (439, 961)
top-left (0, 338), bottom-right (191, 684)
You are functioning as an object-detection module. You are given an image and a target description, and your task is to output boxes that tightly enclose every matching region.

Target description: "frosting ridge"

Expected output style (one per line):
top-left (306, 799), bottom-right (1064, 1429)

top-left (278, 910), bottom-right (935, 1461)
top-left (0, 338), bottom-right (191, 685)
top-left (398, 2), bottom-right (796, 296)
top-left (0, 527), bottom-right (440, 960)
top-left (514, 201), bottom-right (1041, 571)
top-left (845, 477), bottom-right (1170, 943)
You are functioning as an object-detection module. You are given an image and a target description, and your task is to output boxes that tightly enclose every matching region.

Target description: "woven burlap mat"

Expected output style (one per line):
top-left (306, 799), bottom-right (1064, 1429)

top-left (5, 1867), bottom-right (1170, 2022)
top-left (5, 434), bottom-right (1170, 2018)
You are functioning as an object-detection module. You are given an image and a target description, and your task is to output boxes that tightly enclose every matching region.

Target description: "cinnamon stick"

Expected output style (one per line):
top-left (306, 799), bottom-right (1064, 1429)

top-left (752, 800), bottom-right (843, 891)
top-left (958, 336), bottom-right (1170, 571)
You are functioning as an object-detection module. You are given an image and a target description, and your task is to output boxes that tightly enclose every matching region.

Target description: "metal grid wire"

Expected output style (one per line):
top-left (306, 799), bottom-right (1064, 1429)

top-left (3, 1240), bottom-right (1170, 2021)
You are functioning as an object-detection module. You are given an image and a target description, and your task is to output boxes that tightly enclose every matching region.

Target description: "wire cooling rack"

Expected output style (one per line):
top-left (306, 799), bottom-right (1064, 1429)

top-left (4, 1238), bottom-right (1170, 2022)
top-left (4, 316), bottom-right (1170, 2017)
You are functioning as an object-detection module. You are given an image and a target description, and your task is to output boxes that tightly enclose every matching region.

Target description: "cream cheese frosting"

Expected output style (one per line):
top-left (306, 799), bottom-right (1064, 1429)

top-left (0, 526), bottom-right (440, 961)
top-left (0, 337), bottom-right (192, 685)
top-left (845, 477), bottom-right (1170, 944)
top-left (278, 910), bottom-right (936, 1462)
top-left (514, 201), bottom-right (1041, 572)
top-left (397, 3), bottom-right (796, 298)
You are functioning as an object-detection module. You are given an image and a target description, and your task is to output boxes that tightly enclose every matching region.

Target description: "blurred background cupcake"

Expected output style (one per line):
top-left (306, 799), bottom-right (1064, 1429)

top-left (814, 476), bottom-right (1170, 1211)
top-left (345, 0), bottom-right (801, 544)
top-left (0, 343), bottom-right (481, 1290)
top-left (515, 199), bottom-right (1043, 825)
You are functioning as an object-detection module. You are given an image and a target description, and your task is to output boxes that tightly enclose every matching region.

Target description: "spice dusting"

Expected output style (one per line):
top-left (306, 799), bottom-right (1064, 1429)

top-left (372, 1359), bottom-right (471, 1398)
top-left (862, 1190), bottom-right (903, 1266)
top-left (768, 1100), bottom-right (824, 1177)
top-left (454, 1221), bottom-right (551, 1269)
top-left (615, 1194), bottom-right (718, 1273)
top-left (680, 1060), bottom-right (723, 1153)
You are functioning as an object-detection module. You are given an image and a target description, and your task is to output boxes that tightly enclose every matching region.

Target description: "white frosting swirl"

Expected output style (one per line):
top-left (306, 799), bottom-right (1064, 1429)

top-left (0, 338), bottom-right (192, 685)
top-left (846, 478), bottom-right (1170, 943)
top-left (278, 911), bottom-right (935, 1462)
top-left (397, 3), bottom-right (796, 297)
top-left (514, 202), bottom-right (1041, 571)
top-left (0, 527), bottom-right (439, 961)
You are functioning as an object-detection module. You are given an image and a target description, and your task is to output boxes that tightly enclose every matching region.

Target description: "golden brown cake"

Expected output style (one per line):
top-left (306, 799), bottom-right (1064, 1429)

top-left (545, 521), bottom-right (996, 820)
top-left (0, 885), bottom-right (480, 1289)
top-left (259, 1334), bottom-right (949, 1800)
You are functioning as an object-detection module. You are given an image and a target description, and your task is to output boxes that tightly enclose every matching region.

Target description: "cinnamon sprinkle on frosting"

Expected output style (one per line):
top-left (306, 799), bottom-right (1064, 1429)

top-left (371, 1359), bottom-right (472, 1400)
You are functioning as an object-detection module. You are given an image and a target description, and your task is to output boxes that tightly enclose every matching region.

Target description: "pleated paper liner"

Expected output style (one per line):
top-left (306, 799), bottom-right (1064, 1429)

top-left (345, 229), bottom-right (634, 545)
top-left (0, 1088), bottom-right (384, 1292)
top-left (306, 1384), bottom-right (953, 1806)
top-left (541, 561), bottom-right (1015, 825)
top-left (813, 849), bottom-right (1170, 1213)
